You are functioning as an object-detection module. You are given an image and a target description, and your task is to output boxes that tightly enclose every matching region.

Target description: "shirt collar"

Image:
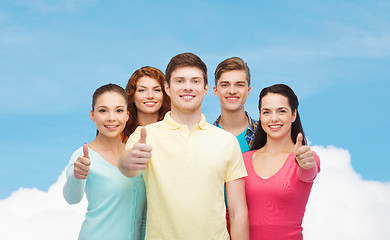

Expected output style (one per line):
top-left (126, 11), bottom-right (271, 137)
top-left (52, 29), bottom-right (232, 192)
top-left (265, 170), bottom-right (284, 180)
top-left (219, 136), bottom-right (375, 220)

top-left (213, 111), bottom-right (257, 132)
top-left (164, 111), bottom-right (208, 130)
top-left (213, 115), bottom-right (221, 126)
top-left (246, 111), bottom-right (257, 133)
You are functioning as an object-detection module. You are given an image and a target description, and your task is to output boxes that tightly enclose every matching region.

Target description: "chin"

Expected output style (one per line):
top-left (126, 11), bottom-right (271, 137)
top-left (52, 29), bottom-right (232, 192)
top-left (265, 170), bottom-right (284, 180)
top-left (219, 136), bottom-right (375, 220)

top-left (145, 109), bottom-right (160, 114)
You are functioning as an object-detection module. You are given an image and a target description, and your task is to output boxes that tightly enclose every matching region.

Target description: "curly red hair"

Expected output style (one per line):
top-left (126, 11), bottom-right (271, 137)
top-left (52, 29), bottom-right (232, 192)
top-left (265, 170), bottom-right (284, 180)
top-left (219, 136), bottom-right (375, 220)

top-left (121, 66), bottom-right (171, 143)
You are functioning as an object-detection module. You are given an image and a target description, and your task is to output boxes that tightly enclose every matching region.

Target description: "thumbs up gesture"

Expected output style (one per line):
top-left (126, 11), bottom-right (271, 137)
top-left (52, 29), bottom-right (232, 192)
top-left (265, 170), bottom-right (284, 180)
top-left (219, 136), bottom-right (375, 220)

top-left (74, 144), bottom-right (91, 179)
top-left (294, 133), bottom-right (315, 170)
top-left (128, 127), bottom-right (153, 170)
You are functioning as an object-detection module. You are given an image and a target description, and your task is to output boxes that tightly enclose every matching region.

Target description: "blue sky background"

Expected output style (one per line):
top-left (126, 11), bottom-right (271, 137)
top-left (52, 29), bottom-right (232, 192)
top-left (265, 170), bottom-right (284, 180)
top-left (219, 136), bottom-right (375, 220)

top-left (0, 0), bottom-right (389, 199)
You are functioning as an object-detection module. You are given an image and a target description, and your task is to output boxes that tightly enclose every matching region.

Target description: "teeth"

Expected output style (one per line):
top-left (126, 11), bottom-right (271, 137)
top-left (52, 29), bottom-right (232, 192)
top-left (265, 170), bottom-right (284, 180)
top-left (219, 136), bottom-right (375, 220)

top-left (145, 102), bottom-right (156, 106)
top-left (227, 97), bottom-right (238, 100)
top-left (182, 96), bottom-right (193, 99)
top-left (270, 125), bottom-right (282, 129)
top-left (106, 125), bottom-right (117, 128)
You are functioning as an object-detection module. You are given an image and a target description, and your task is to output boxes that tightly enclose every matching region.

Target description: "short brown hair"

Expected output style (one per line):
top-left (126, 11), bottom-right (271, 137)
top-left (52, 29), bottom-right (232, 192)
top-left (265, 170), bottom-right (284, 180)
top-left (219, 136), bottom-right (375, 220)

top-left (165, 52), bottom-right (208, 85)
top-left (214, 57), bottom-right (250, 86)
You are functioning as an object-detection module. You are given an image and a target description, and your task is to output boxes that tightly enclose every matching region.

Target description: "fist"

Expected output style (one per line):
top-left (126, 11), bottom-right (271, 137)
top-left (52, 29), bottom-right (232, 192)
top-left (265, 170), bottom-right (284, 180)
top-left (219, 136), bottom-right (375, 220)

top-left (74, 144), bottom-right (91, 179)
top-left (126, 127), bottom-right (153, 171)
top-left (294, 133), bottom-right (315, 170)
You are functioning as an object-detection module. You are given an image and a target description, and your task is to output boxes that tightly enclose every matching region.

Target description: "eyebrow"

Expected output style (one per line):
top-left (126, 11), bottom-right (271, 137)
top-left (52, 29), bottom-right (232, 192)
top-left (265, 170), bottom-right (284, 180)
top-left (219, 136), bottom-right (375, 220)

top-left (261, 106), bottom-right (289, 110)
top-left (137, 85), bottom-right (161, 88)
top-left (172, 76), bottom-right (203, 81)
top-left (219, 81), bottom-right (247, 84)
top-left (96, 105), bottom-right (126, 108)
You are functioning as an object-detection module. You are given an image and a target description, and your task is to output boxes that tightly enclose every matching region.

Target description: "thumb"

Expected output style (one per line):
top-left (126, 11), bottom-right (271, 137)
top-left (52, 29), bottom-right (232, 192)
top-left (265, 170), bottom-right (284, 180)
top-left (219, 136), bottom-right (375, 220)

top-left (138, 127), bottom-right (147, 144)
top-left (83, 143), bottom-right (89, 159)
top-left (295, 133), bottom-right (303, 153)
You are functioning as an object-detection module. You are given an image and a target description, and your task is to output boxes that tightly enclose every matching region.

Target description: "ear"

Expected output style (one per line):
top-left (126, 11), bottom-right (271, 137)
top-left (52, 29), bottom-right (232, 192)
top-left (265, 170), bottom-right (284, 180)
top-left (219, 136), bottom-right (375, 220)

top-left (164, 82), bottom-right (171, 97)
top-left (292, 109), bottom-right (297, 123)
top-left (126, 110), bottom-right (129, 122)
top-left (90, 110), bottom-right (95, 122)
top-left (213, 86), bottom-right (218, 96)
top-left (204, 84), bottom-right (209, 96)
top-left (248, 86), bottom-right (251, 95)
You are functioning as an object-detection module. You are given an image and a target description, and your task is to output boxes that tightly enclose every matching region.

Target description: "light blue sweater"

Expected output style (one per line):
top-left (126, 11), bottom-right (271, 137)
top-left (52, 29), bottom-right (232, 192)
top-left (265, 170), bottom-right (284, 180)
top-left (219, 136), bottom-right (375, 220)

top-left (63, 147), bottom-right (146, 240)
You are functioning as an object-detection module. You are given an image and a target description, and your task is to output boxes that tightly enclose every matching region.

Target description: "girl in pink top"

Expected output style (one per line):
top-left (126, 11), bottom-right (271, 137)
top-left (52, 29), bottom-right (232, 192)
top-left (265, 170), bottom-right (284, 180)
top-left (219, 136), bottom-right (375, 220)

top-left (243, 84), bottom-right (320, 240)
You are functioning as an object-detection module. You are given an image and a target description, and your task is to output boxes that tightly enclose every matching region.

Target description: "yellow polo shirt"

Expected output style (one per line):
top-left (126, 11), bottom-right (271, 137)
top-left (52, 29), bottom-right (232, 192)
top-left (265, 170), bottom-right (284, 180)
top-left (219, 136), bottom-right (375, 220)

top-left (126, 112), bottom-right (247, 240)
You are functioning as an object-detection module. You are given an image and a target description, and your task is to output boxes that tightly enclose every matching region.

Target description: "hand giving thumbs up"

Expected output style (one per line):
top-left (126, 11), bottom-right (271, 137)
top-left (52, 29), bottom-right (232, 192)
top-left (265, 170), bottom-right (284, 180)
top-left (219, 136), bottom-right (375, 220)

top-left (129, 127), bottom-right (152, 170)
top-left (74, 143), bottom-right (91, 179)
top-left (294, 133), bottom-right (315, 170)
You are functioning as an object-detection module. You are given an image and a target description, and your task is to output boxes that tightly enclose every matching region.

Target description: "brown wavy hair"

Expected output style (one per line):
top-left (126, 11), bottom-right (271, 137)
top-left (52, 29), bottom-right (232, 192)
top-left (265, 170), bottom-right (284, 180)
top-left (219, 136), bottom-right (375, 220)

top-left (121, 66), bottom-right (171, 143)
top-left (214, 57), bottom-right (250, 86)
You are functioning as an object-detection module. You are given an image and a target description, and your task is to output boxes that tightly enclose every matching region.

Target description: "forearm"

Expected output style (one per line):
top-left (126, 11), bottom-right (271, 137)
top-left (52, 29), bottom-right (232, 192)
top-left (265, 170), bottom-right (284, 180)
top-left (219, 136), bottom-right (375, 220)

top-left (226, 178), bottom-right (249, 240)
top-left (297, 163), bottom-right (318, 182)
top-left (63, 165), bottom-right (86, 204)
top-left (229, 208), bottom-right (249, 240)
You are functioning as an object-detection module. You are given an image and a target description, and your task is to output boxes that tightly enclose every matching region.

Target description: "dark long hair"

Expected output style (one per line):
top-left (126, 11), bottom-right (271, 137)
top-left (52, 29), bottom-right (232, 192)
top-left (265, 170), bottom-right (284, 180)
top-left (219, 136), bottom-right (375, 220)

top-left (251, 84), bottom-right (307, 150)
top-left (121, 66), bottom-right (171, 143)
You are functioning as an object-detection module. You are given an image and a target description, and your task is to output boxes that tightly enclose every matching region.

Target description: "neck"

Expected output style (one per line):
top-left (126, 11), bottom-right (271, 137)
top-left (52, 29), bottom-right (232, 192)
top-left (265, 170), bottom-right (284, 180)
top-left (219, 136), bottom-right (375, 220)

top-left (90, 134), bottom-right (124, 152)
top-left (262, 135), bottom-right (295, 154)
top-left (170, 108), bottom-right (202, 129)
top-left (137, 111), bottom-right (159, 126)
top-left (219, 107), bottom-right (248, 136)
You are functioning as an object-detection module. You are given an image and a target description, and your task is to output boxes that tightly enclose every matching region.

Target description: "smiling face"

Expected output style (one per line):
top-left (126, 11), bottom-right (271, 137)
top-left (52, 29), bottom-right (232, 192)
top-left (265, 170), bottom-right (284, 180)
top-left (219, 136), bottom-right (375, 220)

top-left (260, 93), bottom-right (296, 141)
top-left (213, 70), bottom-right (250, 113)
top-left (90, 91), bottom-right (129, 139)
top-left (134, 76), bottom-right (164, 115)
top-left (165, 66), bottom-right (208, 114)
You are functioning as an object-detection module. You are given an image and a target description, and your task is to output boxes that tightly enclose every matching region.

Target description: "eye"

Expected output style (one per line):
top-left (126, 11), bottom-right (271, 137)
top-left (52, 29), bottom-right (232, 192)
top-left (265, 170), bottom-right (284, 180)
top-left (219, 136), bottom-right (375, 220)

top-left (221, 84), bottom-right (228, 87)
top-left (154, 88), bottom-right (162, 92)
top-left (116, 109), bottom-right (124, 113)
top-left (262, 111), bottom-right (270, 115)
top-left (138, 89), bottom-right (145, 92)
top-left (238, 83), bottom-right (245, 87)
top-left (99, 109), bottom-right (107, 113)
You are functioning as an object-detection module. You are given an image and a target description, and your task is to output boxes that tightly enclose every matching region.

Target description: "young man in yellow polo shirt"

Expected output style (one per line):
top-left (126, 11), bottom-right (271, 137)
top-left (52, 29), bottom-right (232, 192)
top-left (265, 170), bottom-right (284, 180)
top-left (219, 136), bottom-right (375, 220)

top-left (119, 53), bottom-right (249, 240)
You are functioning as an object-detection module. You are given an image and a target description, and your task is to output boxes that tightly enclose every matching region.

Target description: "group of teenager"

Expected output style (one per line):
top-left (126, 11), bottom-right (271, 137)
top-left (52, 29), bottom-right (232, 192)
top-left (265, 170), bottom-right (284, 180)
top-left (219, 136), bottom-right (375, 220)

top-left (63, 53), bottom-right (320, 240)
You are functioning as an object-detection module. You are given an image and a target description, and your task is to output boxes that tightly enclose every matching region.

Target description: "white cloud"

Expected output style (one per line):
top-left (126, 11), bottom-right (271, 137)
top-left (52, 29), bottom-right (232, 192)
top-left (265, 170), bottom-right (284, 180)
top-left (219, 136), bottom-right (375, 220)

top-left (0, 170), bottom-right (87, 240)
top-left (303, 145), bottom-right (390, 240)
top-left (0, 145), bottom-right (389, 240)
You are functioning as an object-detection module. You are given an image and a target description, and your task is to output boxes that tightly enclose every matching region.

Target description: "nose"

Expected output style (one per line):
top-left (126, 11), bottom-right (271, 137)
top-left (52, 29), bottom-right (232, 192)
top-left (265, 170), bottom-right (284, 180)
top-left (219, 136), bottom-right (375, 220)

top-left (228, 85), bottom-right (237, 94)
top-left (183, 81), bottom-right (193, 92)
top-left (146, 89), bottom-right (154, 99)
top-left (108, 111), bottom-right (116, 121)
top-left (271, 112), bottom-right (278, 121)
